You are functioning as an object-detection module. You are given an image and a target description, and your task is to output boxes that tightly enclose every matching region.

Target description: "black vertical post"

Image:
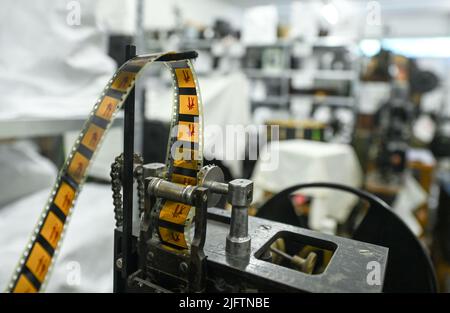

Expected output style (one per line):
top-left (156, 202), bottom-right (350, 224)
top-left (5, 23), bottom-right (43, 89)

top-left (122, 44), bottom-right (136, 282)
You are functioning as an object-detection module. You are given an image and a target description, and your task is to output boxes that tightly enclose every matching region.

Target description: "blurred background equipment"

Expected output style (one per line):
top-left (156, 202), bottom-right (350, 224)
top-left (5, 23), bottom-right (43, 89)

top-left (371, 84), bottom-right (414, 186)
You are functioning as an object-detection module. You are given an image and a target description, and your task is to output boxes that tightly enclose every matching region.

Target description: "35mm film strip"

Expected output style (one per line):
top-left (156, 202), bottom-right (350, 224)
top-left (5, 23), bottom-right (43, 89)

top-left (155, 62), bottom-right (203, 250)
top-left (7, 52), bottom-right (203, 293)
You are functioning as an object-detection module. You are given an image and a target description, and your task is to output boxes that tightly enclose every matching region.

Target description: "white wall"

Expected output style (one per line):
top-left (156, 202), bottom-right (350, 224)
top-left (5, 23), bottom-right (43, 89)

top-left (380, 12), bottom-right (450, 38)
top-left (143, 0), bottom-right (243, 30)
top-left (356, 0), bottom-right (450, 38)
top-left (97, 0), bottom-right (136, 34)
top-left (97, 0), bottom-right (243, 35)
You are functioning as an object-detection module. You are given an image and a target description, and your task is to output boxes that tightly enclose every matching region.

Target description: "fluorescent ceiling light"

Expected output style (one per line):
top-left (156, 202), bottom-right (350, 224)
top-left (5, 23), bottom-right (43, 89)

top-left (383, 37), bottom-right (450, 58)
top-left (360, 37), bottom-right (450, 58)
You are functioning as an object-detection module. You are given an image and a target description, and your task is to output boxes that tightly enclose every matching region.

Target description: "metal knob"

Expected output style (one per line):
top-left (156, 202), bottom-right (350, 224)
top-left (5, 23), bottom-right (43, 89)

top-left (226, 179), bottom-right (253, 258)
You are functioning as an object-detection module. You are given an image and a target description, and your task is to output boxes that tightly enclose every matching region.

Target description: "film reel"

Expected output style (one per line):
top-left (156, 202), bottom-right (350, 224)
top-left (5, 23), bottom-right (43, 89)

top-left (7, 51), bottom-right (203, 293)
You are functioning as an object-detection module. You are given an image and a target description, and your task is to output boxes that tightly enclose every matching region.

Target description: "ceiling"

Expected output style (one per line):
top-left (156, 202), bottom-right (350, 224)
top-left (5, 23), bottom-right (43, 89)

top-left (222, 0), bottom-right (450, 12)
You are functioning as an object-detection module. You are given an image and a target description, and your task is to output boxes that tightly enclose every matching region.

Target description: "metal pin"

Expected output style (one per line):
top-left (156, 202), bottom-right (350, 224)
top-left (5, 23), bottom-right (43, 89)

top-left (269, 247), bottom-right (317, 274)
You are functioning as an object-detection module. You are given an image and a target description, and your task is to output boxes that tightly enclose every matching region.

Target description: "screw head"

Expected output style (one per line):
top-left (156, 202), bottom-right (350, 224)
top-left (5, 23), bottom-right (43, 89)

top-left (116, 258), bottom-right (123, 269)
top-left (259, 224), bottom-right (271, 231)
top-left (179, 262), bottom-right (189, 273)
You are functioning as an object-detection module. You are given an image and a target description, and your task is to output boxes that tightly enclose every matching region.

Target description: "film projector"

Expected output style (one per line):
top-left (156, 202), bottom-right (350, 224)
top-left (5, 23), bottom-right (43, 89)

top-left (7, 47), bottom-right (388, 293)
top-left (110, 49), bottom-right (388, 293)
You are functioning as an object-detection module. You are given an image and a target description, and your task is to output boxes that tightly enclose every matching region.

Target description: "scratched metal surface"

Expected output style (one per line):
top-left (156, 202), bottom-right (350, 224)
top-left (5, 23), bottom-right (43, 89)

top-left (203, 208), bottom-right (388, 293)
